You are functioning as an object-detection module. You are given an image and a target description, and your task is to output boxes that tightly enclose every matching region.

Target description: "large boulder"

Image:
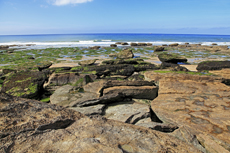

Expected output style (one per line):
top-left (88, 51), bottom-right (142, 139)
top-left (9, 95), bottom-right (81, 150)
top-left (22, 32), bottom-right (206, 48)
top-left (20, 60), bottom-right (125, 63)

top-left (130, 43), bottom-right (138, 46)
top-left (149, 73), bottom-right (230, 152)
top-left (116, 48), bottom-right (134, 59)
top-left (196, 61), bottom-right (230, 71)
top-left (1, 71), bottom-right (47, 99)
top-left (0, 92), bottom-right (201, 153)
top-left (110, 44), bottom-right (117, 47)
top-left (138, 43), bottom-right (147, 46)
top-left (158, 52), bottom-right (187, 64)
top-left (169, 43), bottom-right (179, 47)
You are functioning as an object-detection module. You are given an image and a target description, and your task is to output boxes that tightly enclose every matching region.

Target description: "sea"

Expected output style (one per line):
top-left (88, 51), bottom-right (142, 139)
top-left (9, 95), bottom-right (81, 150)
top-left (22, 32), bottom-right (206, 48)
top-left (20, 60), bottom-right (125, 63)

top-left (0, 33), bottom-right (230, 49)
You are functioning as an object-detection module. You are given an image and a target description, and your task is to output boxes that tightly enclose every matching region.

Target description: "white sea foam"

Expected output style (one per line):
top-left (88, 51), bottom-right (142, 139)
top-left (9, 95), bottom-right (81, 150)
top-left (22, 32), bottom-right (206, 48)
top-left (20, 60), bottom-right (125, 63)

top-left (0, 41), bottom-right (229, 49)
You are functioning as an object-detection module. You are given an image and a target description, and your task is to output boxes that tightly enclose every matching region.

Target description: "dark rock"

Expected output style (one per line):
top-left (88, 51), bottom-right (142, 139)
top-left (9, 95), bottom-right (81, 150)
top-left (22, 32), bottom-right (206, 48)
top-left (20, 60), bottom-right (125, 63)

top-left (161, 62), bottom-right (189, 72)
top-left (138, 43), bottom-right (147, 46)
top-left (37, 61), bottom-right (52, 71)
top-left (162, 44), bottom-right (168, 46)
top-left (212, 43), bottom-right (218, 45)
top-left (27, 56), bottom-right (35, 60)
top-left (1, 71), bottom-right (47, 99)
top-left (133, 63), bottom-right (159, 72)
top-left (121, 42), bottom-right (129, 45)
top-left (147, 43), bottom-right (153, 46)
top-left (110, 44), bottom-right (117, 47)
top-left (196, 61), bottom-right (230, 71)
top-left (89, 46), bottom-right (100, 50)
top-left (158, 52), bottom-right (187, 64)
top-left (127, 74), bottom-right (145, 81)
top-left (115, 42), bottom-right (122, 44)
top-left (130, 43), bottom-right (138, 46)
top-left (2, 69), bottom-right (17, 75)
top-left (102, 59), bottom-right (143, 65)
top-left (154, 46), bottom-right (164, 52)
top-left (0, 45), bottom-right (9, 50)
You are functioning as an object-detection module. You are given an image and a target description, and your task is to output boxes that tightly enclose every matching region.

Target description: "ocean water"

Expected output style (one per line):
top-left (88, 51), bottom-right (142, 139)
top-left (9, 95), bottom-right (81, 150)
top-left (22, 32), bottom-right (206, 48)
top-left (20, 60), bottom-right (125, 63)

top-left (0, 33), bottom-right (230, 49)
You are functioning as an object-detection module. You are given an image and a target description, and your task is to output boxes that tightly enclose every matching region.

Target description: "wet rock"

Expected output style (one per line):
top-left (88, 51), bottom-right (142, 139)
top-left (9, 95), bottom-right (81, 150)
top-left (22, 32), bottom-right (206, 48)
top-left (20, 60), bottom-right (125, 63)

top-left (158, 52), bottom-right (188, 64)
top-left (154, 46), bottom-right (164, 52)
top-left (89, 46), bottom-right (100, 50)
top-left (130, 43), bottom-right (138, 46)
top-left (0, 45), bottom-right (9, 50)
top-left (138, 43), bottom-right (147, 46)
top-left (212, 43), bottom-right (218, 45)
top-left (2, 69), bottom-right (17, 75)
top-left (37, 61), bottom-right (52, 71)
top-left (196, 61), bottom-right (230, 71)
top-left (110, 44), bottom-right (117, 47)
top-left (121, 42), bottom-right (129, 45)
top-left (0, 92), bottom-right (201, 153)
top-left (101, 58), bottom-right (143, 65)
top-left (147, 43), bottom-right (153, 46)
top-left (116, 48), bottom-right (134, 59)
top-left (161, 62), bottom-right (189, 72)
top-left (1, 71), bottom-right (47, 99)
top-left (78, 59), bottom-right (97, 66)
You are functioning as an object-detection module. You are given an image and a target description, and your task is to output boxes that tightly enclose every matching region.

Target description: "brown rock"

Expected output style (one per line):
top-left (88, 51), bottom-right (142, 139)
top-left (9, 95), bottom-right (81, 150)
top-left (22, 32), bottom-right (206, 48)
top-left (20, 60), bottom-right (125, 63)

top-left (121, 42), bottom-right (129, 45)
top-left (147, 43), bottom-right (153, 46)
top-left (110, 44), bottom-right (117, 47)
top-left (138, 43), bottom-right (147, 46)
top-left (116, 48), bottom-right (134, 59)
top-left (0, 92), bottom-right (201, 153)
top-left (78, 59), bottom-right (97, 66)
top-left (169, 43), bottom-right (179, 47)
top-left (154, 46), bottom-right (164, 52)
top-left (130, 42), bottom-right (138, 46)
top-left (149, 73), bottom-right (230, 152)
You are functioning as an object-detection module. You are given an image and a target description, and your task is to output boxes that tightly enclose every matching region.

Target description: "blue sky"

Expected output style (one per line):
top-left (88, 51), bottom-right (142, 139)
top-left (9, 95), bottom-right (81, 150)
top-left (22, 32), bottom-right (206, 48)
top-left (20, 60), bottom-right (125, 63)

top-left (0, 0), bottom-right (230, 35)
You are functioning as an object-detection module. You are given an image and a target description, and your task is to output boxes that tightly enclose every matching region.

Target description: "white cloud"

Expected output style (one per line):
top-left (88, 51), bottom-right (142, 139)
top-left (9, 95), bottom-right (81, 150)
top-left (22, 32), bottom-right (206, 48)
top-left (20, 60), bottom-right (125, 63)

top-left (50, 0), bottom-right (93, 6)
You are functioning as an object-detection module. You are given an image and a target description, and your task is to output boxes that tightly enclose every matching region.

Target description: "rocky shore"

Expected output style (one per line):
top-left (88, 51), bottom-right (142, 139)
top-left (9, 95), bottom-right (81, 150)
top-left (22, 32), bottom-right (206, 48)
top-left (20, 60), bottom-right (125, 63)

top-left (1, 43), bottom-right (230, 152)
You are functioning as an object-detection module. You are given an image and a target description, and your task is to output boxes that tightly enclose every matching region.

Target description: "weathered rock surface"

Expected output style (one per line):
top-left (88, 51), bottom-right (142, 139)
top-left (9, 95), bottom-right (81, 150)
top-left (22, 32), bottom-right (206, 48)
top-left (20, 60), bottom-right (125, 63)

top-left (130, 42), bottom-right (138, 46)
top-left (158, 52), bottom-right (188, 64)
top-left (154, 46), bottom-right (165, 52)
top-left (149, 73), bottom-right (230, 152)
top-left (37, 61), bottom-right (52, 71)
top-left (78, 59), bottom-right (97, 66)
top-left (110, 44), bottom-right (117, 47)
top-left (1, 71), bottom-right (47, 99)
top-left (197, 61), bottom-right (230, 71)
top-left (50, 85), bottom-right (99, 107)
top-left (89, 46), bottom-right (100, 50)
top-left (70, 104), bottom-right (106, 116)
top-left (104, 101), bottom-right (150, 124)
top-left (44, 72), bottom-right (94, 87)
top-left (169, 43), bottom-right (179, 47)
top-left (103, 85), bottom-right (158, 100)
top-left (116, 48), bottom-right (134, 59)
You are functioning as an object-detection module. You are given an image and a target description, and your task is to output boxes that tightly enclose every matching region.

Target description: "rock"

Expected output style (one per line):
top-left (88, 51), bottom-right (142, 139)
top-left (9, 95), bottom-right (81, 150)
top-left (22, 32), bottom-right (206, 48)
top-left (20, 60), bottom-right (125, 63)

top-left (110, 44), bottom-right (117, 47)
top-left (161, 62), bottom-right (189, 72)
top-left (104, 101), bottom-right (151, 124)
top-left (185, 42), bottom-right (189, 45)
top-left (178, 45), bottom-right (187, 48)
top-left (130, 43), bottom-right (138, 46)
top-left (0, 92), bottom-right (202, 153)
top-left (138, 43), bottom-right (147, 46)
top-left (78, 59), bottom-right (97, 66)
top-left (27, 56), bottom-right (35, 59)
top-left (121, 42), bottom-right (129, 45)
top-left (212, 43), bottom-right (218, 45)
top-left (2, 69), bottom-right (17, 75)
top-left (37, 61), bottom-right (52, 71)
top-left (116, 48), bottom-right (134, 59)
top-left (115, 42), bottom-right (122, 44)
top-left (147, 43), bottom-right (153, 46)
top-left (101, 59), bottom-right (143, 65)
top-left (158, 52), bottom-right (187, 64)
top-left (44, 72), bottom-right (94, 87)
top-left (150, 74), bottom-right (230, 152)
top-left (50, 85), bottom-right (99, 107)
top-left (162, 44), bottom-right (168, 46)
top-left (154, 46), bottom-right (164, 52)
top-left (196, 61), bottom-right (230, 71)
top-left (169, 43), bottom-right (179, 47)
top-left (1, 71), bottom-right (47, 99)
top-left (70, 104), bottom-right (106, 116)
top-left (127, 74), bottom-right (145, 81)
top-left (89, 46), bottom-right (100, 50)
top-left (0, 45), bottom-right (9, 50)
top-left (103, 85), bottom-right (158, 100)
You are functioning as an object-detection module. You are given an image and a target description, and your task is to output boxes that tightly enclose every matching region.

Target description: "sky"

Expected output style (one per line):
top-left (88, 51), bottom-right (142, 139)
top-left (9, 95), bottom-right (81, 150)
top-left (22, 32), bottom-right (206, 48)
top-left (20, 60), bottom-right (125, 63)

top-left (0, 0), bottom-right (230, 35)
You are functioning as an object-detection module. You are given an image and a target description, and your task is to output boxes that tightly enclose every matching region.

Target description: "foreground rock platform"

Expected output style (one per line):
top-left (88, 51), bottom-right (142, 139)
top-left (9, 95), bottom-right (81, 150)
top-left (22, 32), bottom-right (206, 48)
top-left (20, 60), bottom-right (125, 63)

top-left (0, 92), bottom-right (201, 153)
top-left (147, 72), bottom-right (230, 153)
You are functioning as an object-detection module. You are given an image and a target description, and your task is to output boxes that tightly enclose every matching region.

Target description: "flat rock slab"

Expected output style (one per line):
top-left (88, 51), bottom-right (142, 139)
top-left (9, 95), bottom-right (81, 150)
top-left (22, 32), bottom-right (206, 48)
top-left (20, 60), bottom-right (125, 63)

top-left (70, 104), bottom-right (105, 116)
top-left (103, 86), bottom-right (158, 100)
top-left (50, 85), bottom-right (99, 107)
top-left (0, 92), bottom-right (201, 153)
top-left (104, 101), bottom-right (150, 124)
top-left (151, 76), bottom-right (230, 152)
